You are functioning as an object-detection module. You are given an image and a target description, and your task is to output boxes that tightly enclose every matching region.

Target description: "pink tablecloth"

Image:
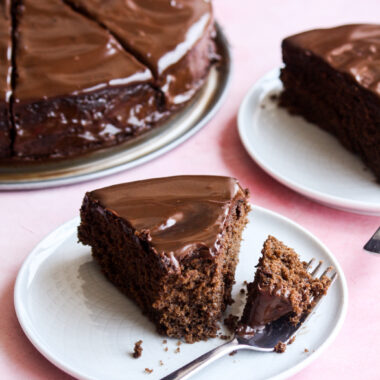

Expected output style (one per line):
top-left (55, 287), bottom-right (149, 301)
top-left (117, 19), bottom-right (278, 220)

top-left (1, 1), bottom-right (380, 379)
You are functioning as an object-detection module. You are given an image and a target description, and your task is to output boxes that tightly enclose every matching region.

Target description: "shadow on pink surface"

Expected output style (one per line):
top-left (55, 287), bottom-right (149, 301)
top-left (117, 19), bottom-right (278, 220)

top-left (0, 276), bottom-right (74, 380)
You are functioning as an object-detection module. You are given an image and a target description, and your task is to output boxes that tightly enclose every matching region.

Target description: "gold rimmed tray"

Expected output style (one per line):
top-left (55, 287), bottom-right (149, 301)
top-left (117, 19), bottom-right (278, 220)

top-left (0, 24), bottom-right (231, 190)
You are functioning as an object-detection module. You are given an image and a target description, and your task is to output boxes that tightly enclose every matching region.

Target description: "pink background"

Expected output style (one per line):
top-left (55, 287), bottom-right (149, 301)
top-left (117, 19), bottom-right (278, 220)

top-left (1, 0), bottom-right (380, 379)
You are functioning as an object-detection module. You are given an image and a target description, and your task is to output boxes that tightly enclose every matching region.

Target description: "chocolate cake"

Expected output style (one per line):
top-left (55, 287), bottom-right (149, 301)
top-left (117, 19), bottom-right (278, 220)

top-left (78, 176), bottom-right (250, 343)
top-left (238, 236), bottom-right (331, 332)
top-left (280, 24), bottom-right (380, 181)
top-left (0, 0), bottom-right (12, 158)
top-left (0, 0), bottom-right (217, 161)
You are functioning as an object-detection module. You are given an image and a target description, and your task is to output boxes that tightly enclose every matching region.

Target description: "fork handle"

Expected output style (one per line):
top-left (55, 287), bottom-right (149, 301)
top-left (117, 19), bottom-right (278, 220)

top-left (160, 338), bottom-right (240, 380)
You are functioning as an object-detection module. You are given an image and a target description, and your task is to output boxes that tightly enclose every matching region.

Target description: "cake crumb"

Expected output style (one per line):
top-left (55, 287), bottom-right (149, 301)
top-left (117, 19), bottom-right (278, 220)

top-left (224, 314), bottom-right (239, 333)
top-left (304, 348), bottom-right (309, 353)
top-left (159, 360), bottom-right (164, 366)
top-left (220, 335), bottom-right (230, 340)
top-left (288, 336), bottom-right (296, 345)
top-left (274, 342), bottom-right (286, 353)
top-left (176, 340), bottom-right (182, 346)
top-left (229, 350), bottom-right (237, 356)
top-left (243, 280), bottom-right (248, 285)
top-left (144, 368), bottom-right (153, 374)
top-left (132, 340), bottom-right (143, 358)
top-left (162, 339), bottom-right (167, 344)
top-left (240, 288), bottom-right (245, 295)
top-left (175, 347), bottom-right (180, 353)
top-left (270, 94), bottom-right (279, 102)
top-left (164, 347), bottom-right (168, 352)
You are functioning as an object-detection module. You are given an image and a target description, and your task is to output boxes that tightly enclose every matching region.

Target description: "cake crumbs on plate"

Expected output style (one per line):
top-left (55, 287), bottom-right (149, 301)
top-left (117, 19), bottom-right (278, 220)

top-left (274, 341), bottom-right (286, 353)
top-left (304, 348), bottom-right (309, 353)
top-left (176, 340), bottom-right (182, 346)
top-left (224, 314), bottom-right (239, 333)
top-left (175, 347), bottom-right (180, 353)
top-left (164, 347), bottom-right (168, 352)
top-left (288, 336), bottom-right (296, 345)
top-left (229, 350), bottom-right (237, 356)
top-left (240, 288), bottom-right (245, 295)
top-left (162, 339), bottom-right (167, 344)
top-left (144, 368), bottom-right (153, 374)
top-left (220, 334), bottom-right (230, 340)
top-left (159, 360), bottom-right (164, 366)
top-left (132, 340), bottom-right (143, 358)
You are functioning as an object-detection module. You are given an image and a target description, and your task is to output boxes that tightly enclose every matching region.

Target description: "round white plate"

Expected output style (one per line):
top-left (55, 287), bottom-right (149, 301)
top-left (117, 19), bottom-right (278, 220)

top-left (238, 69), bottom-right (380, 216)
top-left (14, 206), bottom-right (347, 380)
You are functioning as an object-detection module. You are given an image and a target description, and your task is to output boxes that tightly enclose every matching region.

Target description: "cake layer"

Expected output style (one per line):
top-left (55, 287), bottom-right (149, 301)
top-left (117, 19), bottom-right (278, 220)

top-left (0, 0), bottom-right (12, 157)
top-left (66, 0), bottom-right (217, 107)
top-left (78, 176), bottom-right (250, 342)
top-left (12, 0), bottom-right (166, 159)
top-left (280, 24), bottom-right (380, 180)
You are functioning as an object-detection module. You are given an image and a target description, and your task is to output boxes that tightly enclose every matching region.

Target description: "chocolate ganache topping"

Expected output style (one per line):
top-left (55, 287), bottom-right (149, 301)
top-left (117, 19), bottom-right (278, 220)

top-left (239, 286), bottom-right (293, 331)
top-left (0, 0), bottom-right (12, 157)
top-left (14, 0), bottom-right (152, 100)
top-left (284, 24), bottom-right (380, 95)
top-left (66, 0), bottom-right (216, 106)
top-left (0, 0), bottom-right (11, 103)
top-left (88, 176), bottom-right (245, 264)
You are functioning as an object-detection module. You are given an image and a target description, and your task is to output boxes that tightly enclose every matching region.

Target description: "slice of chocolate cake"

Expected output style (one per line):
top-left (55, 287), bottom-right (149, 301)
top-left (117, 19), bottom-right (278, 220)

top-left (78, 176), bottom-right (250, 343)
top-left (239, 236), bottom-right (331, 331)
top-left (12, 0), bottom-right (166, 160)
top-left (65, 0), bottom-right (217, 108)
top-left (0, 0), bottom-right (12, 158)
top-left (280, 24), bottom-right (380, 180)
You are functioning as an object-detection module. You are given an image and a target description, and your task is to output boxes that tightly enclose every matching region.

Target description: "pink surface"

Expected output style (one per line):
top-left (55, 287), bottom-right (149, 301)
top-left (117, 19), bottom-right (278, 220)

top-left (1, 0), bottom-right (380, 379)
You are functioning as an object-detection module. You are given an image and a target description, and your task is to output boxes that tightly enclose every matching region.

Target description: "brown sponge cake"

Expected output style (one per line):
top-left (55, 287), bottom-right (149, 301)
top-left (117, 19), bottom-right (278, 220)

top-left (239, 236), bottom-right (331, 331)
top-left (78, 176), bottom-right (250, 343)
top-left (280, 24), bottom-right (380, 181)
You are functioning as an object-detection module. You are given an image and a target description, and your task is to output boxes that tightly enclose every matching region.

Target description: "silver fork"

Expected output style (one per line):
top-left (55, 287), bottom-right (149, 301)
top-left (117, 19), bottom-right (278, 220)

top-left (161, 259), bottom-right (337, 380)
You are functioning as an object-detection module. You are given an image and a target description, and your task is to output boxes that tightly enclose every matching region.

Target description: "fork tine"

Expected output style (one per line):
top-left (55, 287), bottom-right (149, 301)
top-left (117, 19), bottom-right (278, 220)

top-left (306, 258), bottom-right (315, 270)
top-left (319, 266), bottom-right (333, 278)
top-left (310, 261), bottom-right (322, 277)
top-left (329, 271), bottom-right (338, 283)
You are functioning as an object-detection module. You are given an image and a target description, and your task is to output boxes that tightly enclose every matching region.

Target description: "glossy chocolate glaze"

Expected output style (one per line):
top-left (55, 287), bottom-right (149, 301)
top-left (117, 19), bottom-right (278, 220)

top-left (88, 176), bottom-right (245, 263)
top-left (12, 0), bottom-right (169, 159)
top-left (285, 24), bottom-right (380, 95)
top-left (14, 0), bottom-right (152, 100)
top-left (66, 0), bottom-right (216, 106)
top-left (13, 84), bottom-right (168, 159)
top-left (239, 285), bottom-right (293, 331)
top-left (0, 0), bottom-right (12, 157)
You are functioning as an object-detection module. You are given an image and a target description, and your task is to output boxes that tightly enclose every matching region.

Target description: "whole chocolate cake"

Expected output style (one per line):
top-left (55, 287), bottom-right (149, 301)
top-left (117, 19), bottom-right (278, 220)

top-left (78, 176), bottom-right (250, 342)
top-left (280, 24), bottom-right (380, 181)
top-left (0, 0), bottom-right (217, 161)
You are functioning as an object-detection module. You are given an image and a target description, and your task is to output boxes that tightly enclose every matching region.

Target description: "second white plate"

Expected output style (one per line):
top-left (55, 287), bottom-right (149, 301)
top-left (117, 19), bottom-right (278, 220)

top-left (238, 69), bottom-right (380, 216)
top-left (14, 206), bottom-right (347, 380)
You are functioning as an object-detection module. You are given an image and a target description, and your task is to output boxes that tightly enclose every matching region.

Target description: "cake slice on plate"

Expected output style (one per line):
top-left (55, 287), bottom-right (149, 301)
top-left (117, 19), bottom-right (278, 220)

top-left (280, 24), bottom-right (380, 180)
top-left (78, 175), bottom-right (250, 342)
top-left (239, 236), bottom-right (331, 332)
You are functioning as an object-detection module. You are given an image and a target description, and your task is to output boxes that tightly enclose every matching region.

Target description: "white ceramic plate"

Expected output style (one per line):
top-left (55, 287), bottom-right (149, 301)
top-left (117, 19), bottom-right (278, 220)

top-left (238, 69), bottom-right (380, 216)
top-left (14, 206), bottom-right (347, 380)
